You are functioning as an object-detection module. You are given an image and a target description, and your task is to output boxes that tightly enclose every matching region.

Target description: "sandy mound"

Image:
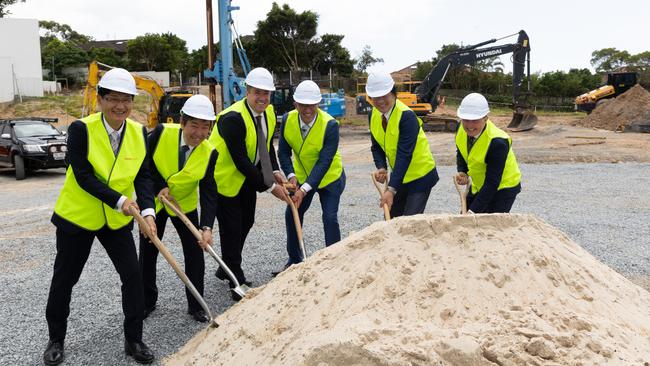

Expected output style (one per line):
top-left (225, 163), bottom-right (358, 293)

top-left (575, 84), bottom-right (650, 131)
top-left (166, 214), bottom-right (650, 365)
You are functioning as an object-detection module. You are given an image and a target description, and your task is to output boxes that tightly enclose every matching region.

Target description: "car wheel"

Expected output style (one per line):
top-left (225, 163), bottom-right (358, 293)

top-left (15, 155), bottom-right (26, 180)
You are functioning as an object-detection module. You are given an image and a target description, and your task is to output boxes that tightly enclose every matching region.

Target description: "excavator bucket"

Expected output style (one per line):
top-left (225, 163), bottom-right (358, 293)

top-left (507, 108), bottom-right (538, 132)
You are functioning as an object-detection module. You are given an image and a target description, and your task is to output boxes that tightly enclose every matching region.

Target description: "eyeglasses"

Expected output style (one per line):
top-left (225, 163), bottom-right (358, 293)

top-left (103, 96), bottom-right (133, 105)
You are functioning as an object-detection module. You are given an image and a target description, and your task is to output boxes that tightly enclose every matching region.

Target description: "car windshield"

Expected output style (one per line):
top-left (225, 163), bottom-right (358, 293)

top-left (14, 123), bottom-right (61, 138)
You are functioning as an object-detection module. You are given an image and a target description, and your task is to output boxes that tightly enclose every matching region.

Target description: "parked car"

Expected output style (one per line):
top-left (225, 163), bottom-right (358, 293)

top-left (0, 117), bottom-right (67, 180)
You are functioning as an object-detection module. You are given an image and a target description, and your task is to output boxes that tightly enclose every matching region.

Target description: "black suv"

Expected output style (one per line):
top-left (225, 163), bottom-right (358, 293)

top-left (0, 117), bottom-right (67, 180)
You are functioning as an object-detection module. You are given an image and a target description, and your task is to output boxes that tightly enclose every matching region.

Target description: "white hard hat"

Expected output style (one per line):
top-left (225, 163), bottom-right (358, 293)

top-left (293, 80), bottom-right (322, 104)
top-left (181, 94), bottom-right (216, 121)
top-left (245, 67), bottom-right (276, 91)
top-left (98, 68), bottom-right (137, 95)
top-left (365, 71), bottom-right (395, 98)
top-left (457, 93), bottom-right (490, 120)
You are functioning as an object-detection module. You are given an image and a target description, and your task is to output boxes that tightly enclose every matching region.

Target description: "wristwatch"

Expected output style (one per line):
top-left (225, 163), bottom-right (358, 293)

top-left (201, 226), bottom-right (212, 231)
top-left (386, 186), bottom-right (397, 194)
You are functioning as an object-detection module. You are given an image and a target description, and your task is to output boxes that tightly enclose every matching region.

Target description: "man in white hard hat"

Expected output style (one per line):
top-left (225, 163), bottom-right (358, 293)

top-left (208, 67), bottom-right (289, 291)
top-left (274, 80), bottom-right (345, 273)
top-left (44, 68), bottom-right (156, 365)
top-left (366, 71), bottom-right (439, 217)
top-left (139, 94), bottom-right (217, 321)
top-left (455, 92), bottom-right (521, 213)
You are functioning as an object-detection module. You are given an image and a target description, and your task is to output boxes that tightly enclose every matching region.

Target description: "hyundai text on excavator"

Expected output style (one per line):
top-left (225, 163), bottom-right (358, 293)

top-left (82, 61), bottom-right (193, 129)
top-left (416, 30), bottom-right (538, 132)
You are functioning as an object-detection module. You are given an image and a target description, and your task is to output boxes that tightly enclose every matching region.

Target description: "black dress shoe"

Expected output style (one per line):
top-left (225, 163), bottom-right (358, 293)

top-left (124, 340), bottom-right (154, 364)
top-left (187, 309), bottom-right (209, 323)
top-left (271, 263), bottom-right (292, 277)
top-left (43, 340), bottom-right (64, 366)
top-left (215, 268), bottom-right (228, 281)
top-left (143, 305), bottom-right (156, 319)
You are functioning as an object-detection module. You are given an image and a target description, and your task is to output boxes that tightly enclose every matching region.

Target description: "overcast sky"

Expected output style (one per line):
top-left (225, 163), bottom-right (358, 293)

top-left (8, 0), bottom-right (648, 75)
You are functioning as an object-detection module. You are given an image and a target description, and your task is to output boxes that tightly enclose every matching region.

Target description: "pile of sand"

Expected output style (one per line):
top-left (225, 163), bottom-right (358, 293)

top-left (166, 214), bottom-right (650, 365)
top-left (576, 84), bottom-right (650, 131)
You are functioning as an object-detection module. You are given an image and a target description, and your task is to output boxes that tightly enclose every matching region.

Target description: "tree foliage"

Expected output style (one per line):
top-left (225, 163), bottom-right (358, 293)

top-left (41, 38), bottom-right (88, 80)
top-left (127, 32), bottom-right (188, 72)
top-left (311, 34), bottom-right (354, 77)
top-left (0, 0), bottom-right (24, 17)
top-left (355, 45), bottom-right (383, 73)
top-left (252, 2), bottom-right (318, 73)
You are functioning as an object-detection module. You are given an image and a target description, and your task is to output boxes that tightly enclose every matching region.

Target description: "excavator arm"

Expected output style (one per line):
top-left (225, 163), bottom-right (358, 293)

top-left (82, 61), bottom-right (188, 128)
top-left (416, 30), bottom-right (537, 131)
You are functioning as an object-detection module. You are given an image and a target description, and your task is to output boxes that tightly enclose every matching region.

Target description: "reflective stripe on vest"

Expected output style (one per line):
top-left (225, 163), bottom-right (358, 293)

top-left (153, 123), bottom-right (214, 215)
top-left (455, 119), bottom-right (521, 194)
top-left (282, 109), bottom-right (343, 188)
top-left (369, 99), bottom-right (436, 184)
top-left (53, 112), bottom-right (146, 230)
top-left (208, 99), bottom-right (276, 197)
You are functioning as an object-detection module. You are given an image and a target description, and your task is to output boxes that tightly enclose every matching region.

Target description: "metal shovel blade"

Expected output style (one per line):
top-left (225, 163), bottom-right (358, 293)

top-left (507, 110), bottom-right (538, 132)
top-left (206, 246), bottom-right (251, 299)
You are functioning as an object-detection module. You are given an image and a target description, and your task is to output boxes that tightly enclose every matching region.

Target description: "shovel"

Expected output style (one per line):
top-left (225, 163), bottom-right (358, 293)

top-left (129, 206), bottom-right (218, 328)
top-left (282, 184), bottom-right (307, 260)
top-left (452, 174), bottom-right (472, 214)
top-left (159, 196), bottom-right (250, 300)
top-left (370, 172), bottom-right (391, 221)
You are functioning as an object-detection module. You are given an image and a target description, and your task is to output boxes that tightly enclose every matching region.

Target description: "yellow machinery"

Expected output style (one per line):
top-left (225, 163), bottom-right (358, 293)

top-left (82, 61), bottom-right (193, 128)
top-left (356, 78), bottom-right (432, 116)
top-left (575, 72), bottom-right (638, 114)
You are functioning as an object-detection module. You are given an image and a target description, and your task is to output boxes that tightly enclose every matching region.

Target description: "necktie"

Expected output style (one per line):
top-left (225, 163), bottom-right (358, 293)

top-left (381, 115), bottom-right (388, 131)
top-left (179, 145), bottom-right (190, 169)
top-left (110, 131), bottom-right (120, 156)
top-left (255, 115), bottom-right (275, 188)
top-left (468, 136), bottom-right (476, 152)
top-left (301, 124), bottom-right (310, 139)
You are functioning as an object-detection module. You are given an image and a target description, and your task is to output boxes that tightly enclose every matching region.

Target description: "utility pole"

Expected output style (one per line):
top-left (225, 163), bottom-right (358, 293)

top-left (206, 0), bottom-right (217, 110)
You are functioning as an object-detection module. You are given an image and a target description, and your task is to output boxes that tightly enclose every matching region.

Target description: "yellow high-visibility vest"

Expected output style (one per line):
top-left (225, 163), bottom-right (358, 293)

top-left (152, 123), bottom-right (214, 215)
top-left (369, 99), bottom-right (435, 183)
top-left (282, 109), bottom-right (343, 188)
top-left (54, 112), bottom-right (146, 230)
top-left (456, 119), bottom-right (521, 194)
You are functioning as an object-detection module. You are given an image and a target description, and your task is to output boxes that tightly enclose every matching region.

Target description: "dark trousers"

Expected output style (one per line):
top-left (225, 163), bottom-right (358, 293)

top-left (390, 187), bottom-right (432, 218)
top-left (285, 174), bottom-right (345, 265)
top-left (46, 225), bottom-right (144, 343)
top-left (138, 209), bottom-right (205, 313)
top-left (215, 182), bottom-right (257, 283)
top-left (467, 189), bottom-right (519, 213)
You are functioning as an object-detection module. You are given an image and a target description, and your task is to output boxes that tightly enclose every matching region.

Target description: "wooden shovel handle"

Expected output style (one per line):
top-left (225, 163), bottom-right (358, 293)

top-left (452, 174), bottom-right (472, 214)
top-left (160, 196), bottom-right (202, 241)
top-left (370, 173), bottom-right (391, 221)
top-left (284, 187), bottom-right (307, 259)
top-left (130, 206), bottom-right (216, 324)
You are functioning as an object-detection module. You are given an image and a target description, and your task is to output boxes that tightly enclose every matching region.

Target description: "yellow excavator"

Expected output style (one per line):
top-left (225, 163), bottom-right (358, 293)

top-left (82, 61), bottom-right (193, 128)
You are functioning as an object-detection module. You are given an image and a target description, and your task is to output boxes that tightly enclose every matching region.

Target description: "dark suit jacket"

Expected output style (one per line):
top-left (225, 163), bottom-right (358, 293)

top-left (147, 124), bottom-right (218, 229)
top-left (51, 117), bottom-right (155, 233)
top-left (217, 102), bottom-right (279, 192)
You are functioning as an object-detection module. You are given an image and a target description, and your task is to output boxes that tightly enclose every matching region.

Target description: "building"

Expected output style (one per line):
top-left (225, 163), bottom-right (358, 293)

top-left (0, 18), bottom-right (44, 103)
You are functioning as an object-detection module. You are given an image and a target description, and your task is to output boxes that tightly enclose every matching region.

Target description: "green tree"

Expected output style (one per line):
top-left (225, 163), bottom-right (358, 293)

top-left (127, 33), bottom-right (188, 72)
top-left (354, 45), bottom-right (383, 73)
top-left (0, 0), bottom-right (25, 17)
top-left (311, 34), bottom-right (354, 77)
top-left (41, 38), bottom-right (88, 80)
top-left (252, 2), bottom-right (318, 73)
top-left (590, 48), bottom-right (632, 72)
top-left (39, 20), bottom-right (92, 47)
top-left (88, 47), bottom-right (126, 68)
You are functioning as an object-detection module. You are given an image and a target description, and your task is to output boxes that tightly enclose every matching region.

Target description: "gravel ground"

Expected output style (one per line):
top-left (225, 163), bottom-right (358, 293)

top-left (0, 161), bottom-right (649, 365)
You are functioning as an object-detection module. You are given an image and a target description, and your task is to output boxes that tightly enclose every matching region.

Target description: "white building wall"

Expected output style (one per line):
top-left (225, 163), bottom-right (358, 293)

top-left (0, 18), bottom-right (43, 98)
top-left (0, 58), bottom-right (13, 103)
top-left (134, 71), bottom-right (170, 88)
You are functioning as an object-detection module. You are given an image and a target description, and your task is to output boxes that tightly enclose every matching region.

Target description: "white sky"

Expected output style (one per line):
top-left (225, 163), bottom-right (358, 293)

top-left (8, 0), bottom-right (648, 75)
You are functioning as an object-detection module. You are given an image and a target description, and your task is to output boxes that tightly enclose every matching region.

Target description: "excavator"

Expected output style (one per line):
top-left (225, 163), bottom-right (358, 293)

top-left (416, 30), bottom-right (538, 132)
top-left (82, 61), bottom-right (193, 128)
